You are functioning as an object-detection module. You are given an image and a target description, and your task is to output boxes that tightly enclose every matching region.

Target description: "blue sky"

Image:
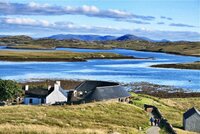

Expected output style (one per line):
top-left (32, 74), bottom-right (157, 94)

top-left (0, 0), bottom-right (199, 41)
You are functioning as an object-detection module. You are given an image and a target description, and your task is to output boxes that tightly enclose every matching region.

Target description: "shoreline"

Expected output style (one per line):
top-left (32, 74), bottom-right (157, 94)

top-left (17, 79), bottom-right (200, 97)
top-left (0, 56), bottom-right (138, 62)
top-left (0, 50), bottom-right (139, 62)
top-left (1, 44), bottom-right (199, 57)
top-left (151, 61), bottom-right (200, 70)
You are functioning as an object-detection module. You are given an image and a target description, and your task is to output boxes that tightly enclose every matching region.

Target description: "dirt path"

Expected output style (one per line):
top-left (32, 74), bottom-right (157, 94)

top-left (146, 126), bottom-right (160, 134)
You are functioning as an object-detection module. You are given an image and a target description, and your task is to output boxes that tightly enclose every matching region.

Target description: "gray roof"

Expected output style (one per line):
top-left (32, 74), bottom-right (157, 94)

top-left (25, 88), bottom-right (53, 98)
top-left (183, 107), bottom-right (200, 119)
top-left (75, 80), bottom-right (131, 102)
top-left (25, 87), bottom-right (67, 98)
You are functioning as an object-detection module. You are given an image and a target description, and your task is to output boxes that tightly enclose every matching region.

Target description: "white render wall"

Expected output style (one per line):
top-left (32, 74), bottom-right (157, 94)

top-left (46, 84), bottom-right (67, 104)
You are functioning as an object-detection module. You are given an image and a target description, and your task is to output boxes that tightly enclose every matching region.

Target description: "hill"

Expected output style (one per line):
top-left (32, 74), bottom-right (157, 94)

top-left (47, 34), bottom-right (116, 41)
top-left (116, 34), bottom-right (151, 41)
top-left (0, 35), bottom-right (199, 57)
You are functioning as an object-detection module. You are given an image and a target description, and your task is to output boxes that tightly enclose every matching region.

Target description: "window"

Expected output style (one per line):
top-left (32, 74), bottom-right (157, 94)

top-left (29, 99), bottom-right (33, 104)
top-left (41, 98), bottom-right (45, 103)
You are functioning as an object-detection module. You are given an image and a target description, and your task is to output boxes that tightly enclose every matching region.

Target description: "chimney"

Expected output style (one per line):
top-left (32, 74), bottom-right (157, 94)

top-left (56, 81), bottom-right (61, 87)
top-left (25, 85), bottom-right (29, 91)
top-left (54, 82), bottom-right (60, 90)
top-left (48, 85), bottom-right (51, 90)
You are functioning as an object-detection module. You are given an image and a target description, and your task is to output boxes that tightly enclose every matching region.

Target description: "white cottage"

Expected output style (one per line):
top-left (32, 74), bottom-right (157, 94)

top-left (24, 81), bottom-right (68, 105)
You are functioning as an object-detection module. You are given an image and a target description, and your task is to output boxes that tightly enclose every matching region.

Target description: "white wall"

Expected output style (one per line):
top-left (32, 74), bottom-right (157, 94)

top-left (24, 97), bottom-right (44, 105)
top-left (46, 86), bottom-right (67, 104)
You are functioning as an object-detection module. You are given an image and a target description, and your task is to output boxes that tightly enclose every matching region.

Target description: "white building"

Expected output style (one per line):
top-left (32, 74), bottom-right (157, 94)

top-left (24, 81), bottom-right (68, 105)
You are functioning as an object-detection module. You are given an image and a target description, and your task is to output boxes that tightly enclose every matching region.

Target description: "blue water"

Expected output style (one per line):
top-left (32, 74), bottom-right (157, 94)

top-left (0, 47), bottom-right (200, 91)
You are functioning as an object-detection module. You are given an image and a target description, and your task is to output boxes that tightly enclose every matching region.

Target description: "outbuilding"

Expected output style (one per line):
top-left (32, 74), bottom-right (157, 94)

top-left (183, 107), bottom-right (200, 133)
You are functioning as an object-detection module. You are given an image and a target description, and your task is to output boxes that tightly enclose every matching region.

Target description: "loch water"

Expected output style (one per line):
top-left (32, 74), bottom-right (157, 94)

top-left (0, 47), bottom-right (199, 91)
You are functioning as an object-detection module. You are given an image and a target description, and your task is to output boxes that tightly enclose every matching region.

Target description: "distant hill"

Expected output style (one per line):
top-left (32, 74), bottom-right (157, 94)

top-left (116, 34), bottom-right (171, 42)
top-left (116, 34), bottom-right (147, 41)
top-left (47, 34), bottom-right (117, 41)
top-left (1, 34), bottom-right (170, 42)
top-left (0, 35), bottom-right (9, 38)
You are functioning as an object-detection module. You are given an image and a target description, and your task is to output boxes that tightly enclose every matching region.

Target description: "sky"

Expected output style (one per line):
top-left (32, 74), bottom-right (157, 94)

top-left (0, 0), bottom-right (200, 41)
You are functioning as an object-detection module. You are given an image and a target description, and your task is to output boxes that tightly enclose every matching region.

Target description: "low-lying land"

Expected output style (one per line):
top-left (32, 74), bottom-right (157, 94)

top-left (151, 61), bottom-right (200, 70)
top-left (0, 35), bottom-right (200, 57)
top-left (0, 50), bottom-right (134, 62)
top-left (130, 82), bottom-right (200, 98)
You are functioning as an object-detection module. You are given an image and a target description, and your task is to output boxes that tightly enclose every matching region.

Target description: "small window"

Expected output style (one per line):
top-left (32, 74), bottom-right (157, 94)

top-left (29, 99), bottom-right (33, 104)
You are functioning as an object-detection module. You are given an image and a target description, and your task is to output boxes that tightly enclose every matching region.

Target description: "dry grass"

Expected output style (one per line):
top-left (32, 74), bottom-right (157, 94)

top-left (0, 50), bottom-right (125, 61)
top-left (130, 93), bottom-right (200, 129)
top-left (0, 102), bottom-right (148, 134)
top-left (0, 124), bottom-right (107, 134)
top-left (174, 128), bottom-right (199, 134)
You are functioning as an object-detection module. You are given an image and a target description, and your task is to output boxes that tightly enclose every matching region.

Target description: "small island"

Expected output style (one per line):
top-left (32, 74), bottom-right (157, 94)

top-left (151, 61), bottom-right (200, 70)
top-left (0, 50), bottom-right (135, 62)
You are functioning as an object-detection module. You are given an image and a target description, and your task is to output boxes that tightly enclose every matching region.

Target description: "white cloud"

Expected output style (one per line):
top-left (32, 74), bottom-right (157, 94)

top-left (0, 17), bottom-right (200, 41)
top-left (81, 5), bottom-right (99, 13)
top-left (0, 2), bottom-right (155, 22)
top-left (28, 2), bottom-right (50, 9)
top-left (2, 17), bottom-right (51, 27)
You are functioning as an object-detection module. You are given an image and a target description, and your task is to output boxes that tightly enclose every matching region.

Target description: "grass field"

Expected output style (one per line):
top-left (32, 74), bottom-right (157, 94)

top-left (0, 102), bottom-right (149, 134)
top-left (0, 93), bottom-right (200, 134)
top-left (0, 50), bottom-right (133, 62)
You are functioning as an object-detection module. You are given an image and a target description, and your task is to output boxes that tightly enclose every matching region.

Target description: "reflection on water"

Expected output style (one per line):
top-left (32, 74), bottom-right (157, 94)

top-left (0, 47), bottom-right (200, 91)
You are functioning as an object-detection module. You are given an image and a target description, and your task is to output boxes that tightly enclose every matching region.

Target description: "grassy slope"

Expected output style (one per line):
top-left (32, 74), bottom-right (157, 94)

top-left (0, 51), bottom-right (132, 62)
top-left (0, 94), bottom-right (200, 134)
top-left (0, 102), bottom-right (149, 134)
top-left (131, 93), bottom-right (200, 129)
top-left (151, 61), bottom-right (200, 70)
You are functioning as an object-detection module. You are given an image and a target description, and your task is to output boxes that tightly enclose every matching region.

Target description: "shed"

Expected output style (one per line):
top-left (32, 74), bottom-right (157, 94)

top-left (183, 107), bottom-right (200, 133)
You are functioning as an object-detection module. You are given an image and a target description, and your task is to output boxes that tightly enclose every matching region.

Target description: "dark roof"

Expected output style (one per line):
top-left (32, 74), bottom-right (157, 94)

top-left (25, 87), bottom-right (54, 98)
top-left (75, 80), bottom-right (130, 102)
top-left (75, 80), bottom-right (118, 92)
top-left (183, 107), bottom-right (200, 119)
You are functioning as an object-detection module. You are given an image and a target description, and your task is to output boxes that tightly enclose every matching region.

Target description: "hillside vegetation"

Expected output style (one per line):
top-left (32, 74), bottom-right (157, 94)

top-left (0, 36), bottom-right (200, 56)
